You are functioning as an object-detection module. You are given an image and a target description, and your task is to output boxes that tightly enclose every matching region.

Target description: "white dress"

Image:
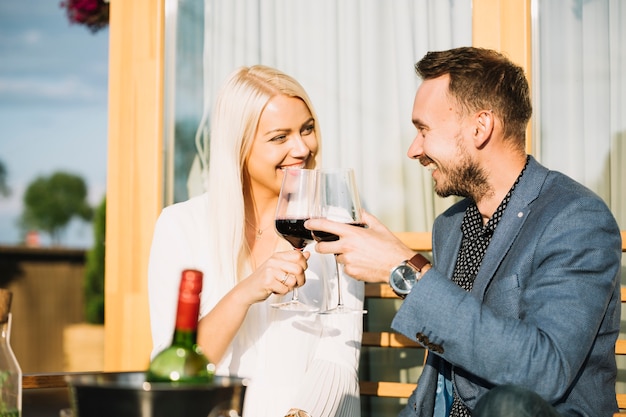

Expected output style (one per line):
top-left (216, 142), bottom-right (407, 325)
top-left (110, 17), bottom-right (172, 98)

top-left (148, 193), bottom-right (363, 417)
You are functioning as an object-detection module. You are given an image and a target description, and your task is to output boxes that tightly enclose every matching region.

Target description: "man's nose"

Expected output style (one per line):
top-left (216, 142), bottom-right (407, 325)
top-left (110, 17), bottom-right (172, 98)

top-left (407, 133), bottom-right (424, 159)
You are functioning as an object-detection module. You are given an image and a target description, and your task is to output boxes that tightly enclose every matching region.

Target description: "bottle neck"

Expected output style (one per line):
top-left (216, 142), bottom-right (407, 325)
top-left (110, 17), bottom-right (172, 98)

top-left (171, 329), bottom-right (198, 349)
top-left (0, 322), bottom-right (7, 342)
top-left (173, 289), bottom-right (200, 348)
top-left (0, 313), bottom-right (11, 343)
top-left (171, 270), bottom-right (203, 350)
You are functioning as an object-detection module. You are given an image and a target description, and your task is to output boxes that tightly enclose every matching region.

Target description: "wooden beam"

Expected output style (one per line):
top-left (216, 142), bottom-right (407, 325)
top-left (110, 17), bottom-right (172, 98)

top-left (359, 381), bottom-right (417, 398)
top-left (104, 0), bottom-right (165, 371)
top-left (472, 0), bottom-right (533, 154)
top-left (362, 332), bottom-right (421, 349)
top-left (394, 231), bottom-right (432, 252)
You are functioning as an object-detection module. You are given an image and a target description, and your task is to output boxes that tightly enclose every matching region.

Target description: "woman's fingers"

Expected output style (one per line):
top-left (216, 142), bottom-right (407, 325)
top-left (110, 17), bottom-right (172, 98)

top-left (256, 250), bottom-right (309, 298)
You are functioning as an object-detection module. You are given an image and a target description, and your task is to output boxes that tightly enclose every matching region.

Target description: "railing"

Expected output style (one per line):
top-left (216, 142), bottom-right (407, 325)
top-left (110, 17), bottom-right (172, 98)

top-left (0, 245), bottom-right (86, 373)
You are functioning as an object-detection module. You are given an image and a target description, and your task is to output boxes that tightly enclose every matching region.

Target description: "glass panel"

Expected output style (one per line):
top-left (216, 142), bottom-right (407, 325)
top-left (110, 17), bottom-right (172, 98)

top-left (163, 0), bottom-right (204, 205)
top-left (532, 0), bottom-right (626, 394)
top-left (533, 0), bottom-right (625, 225)
top-left (0, 1), bottom-right (109, 374)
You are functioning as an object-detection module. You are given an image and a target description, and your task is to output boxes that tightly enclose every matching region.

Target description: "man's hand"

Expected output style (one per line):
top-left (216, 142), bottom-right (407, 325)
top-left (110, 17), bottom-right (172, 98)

top-left (305, 211), bottom-right (416, 283)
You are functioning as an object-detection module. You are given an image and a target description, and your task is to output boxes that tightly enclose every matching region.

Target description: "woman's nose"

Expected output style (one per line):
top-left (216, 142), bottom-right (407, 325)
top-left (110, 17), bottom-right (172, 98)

top-left (291, 135), bottom-right (312, 157)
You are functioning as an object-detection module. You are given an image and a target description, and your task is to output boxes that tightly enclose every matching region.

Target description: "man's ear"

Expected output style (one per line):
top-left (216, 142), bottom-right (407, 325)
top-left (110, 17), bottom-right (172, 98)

top-left (473, 110), bottom-right (494, 149)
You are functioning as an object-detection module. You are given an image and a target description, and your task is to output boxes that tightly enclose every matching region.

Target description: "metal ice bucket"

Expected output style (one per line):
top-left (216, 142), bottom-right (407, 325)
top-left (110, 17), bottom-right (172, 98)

top-left (65, 371), bottom-right (247, 417)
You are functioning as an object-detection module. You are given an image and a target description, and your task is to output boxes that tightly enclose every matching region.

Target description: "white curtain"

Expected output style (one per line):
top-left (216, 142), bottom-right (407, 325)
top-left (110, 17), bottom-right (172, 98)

top-left (191, 0), bottom-right (472, 233)
top-left (534, 0), bottom-right (626, 228)
top-left (533, 0), bottom-right (626, 392)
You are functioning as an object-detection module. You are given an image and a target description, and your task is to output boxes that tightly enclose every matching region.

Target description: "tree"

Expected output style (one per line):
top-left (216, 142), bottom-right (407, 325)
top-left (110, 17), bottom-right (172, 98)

top-left (84, 197), bottom-right (105, 324)
top-left (20, 171), bottom-right (93, 244)
top-left (0, 160), bottom-right (9, 197)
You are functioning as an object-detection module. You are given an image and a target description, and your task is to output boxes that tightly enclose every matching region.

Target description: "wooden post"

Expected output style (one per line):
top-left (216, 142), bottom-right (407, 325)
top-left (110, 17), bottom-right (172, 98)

top-left (472, 0), bottom-right (533, 153)
top-left (104, 0), bottom-right (164, 371)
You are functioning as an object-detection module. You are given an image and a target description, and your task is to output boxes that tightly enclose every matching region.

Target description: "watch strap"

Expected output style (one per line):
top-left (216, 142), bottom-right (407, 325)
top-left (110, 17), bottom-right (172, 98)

top-left (407, 253), bottom-right (430, 271)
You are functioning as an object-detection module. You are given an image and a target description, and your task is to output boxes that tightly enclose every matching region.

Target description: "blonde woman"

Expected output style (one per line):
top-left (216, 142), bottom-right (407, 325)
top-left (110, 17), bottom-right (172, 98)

top-left (148, 65), bottom-right (363, 417)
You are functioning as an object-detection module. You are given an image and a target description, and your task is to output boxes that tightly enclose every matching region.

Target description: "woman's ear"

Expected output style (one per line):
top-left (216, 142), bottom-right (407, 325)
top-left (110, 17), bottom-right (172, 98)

top-left (473, 109), bottom-right (494, 149)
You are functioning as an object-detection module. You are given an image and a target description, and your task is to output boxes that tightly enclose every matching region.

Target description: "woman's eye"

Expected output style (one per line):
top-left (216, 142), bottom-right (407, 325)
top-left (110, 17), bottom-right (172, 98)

top-left (270, 134), bottom-right (287, 142)
top-left (301, 124), bottom-right (315, 135)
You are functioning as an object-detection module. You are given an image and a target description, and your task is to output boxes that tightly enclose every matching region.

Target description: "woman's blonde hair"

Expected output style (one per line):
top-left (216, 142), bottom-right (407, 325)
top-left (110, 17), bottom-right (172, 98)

top-left (205, 65), bottom-right (321, 293)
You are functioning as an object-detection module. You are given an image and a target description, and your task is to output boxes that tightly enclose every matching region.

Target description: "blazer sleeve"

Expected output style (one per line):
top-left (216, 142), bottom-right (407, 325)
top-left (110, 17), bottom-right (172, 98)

top-left (391, 191), bottom-right (622, 407)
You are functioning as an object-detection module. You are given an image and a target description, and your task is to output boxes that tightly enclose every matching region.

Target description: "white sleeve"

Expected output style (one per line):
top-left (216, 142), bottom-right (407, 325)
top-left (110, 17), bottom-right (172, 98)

top-left (147, 207), bottom-right (194, 359)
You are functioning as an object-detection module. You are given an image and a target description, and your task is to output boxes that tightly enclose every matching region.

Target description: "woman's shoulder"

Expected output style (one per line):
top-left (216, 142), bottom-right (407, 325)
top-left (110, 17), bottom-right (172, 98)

top-left (154, 193), bottom-right (211, 237)
top-left (159, 193), bottom-right (209, 221)
top-left (162, 192), bottom-right (209, 213)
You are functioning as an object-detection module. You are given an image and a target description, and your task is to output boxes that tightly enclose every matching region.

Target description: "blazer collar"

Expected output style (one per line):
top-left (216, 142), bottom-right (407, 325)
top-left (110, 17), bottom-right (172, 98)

top-left (471, 156), bottom-right (549, 297)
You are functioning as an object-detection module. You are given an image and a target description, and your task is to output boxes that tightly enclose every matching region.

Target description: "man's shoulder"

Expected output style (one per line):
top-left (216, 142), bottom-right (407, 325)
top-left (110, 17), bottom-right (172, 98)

top-left (538, 169), bottom-right (612, 214)
top-left (523, 157), bottom-right (604, 207)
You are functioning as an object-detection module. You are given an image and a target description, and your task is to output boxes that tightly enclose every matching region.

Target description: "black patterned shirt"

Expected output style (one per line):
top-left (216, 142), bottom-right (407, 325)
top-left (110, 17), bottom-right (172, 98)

top-left (449, 157), bottom-right (529, 416)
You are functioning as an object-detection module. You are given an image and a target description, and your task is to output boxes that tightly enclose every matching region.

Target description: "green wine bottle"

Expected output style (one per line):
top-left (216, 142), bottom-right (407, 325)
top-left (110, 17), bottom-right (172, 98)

top-left (146, 269), bottom-right (214, 383)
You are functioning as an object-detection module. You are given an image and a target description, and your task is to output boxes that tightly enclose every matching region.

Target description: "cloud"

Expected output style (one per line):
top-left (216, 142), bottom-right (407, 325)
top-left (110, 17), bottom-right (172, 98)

top-left (0, 0), bottom-right (109, 107)
top-left (0, 75), bottom-right (106, 105)
top-left (0, 0), bottom-right (108, 246)
top-left (0, 29), bottom-right (43, 47)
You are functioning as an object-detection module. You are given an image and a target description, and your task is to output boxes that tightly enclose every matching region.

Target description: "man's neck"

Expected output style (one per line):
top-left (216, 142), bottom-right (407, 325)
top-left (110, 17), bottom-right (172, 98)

top-left (475, 154), bottom-right (528, 223)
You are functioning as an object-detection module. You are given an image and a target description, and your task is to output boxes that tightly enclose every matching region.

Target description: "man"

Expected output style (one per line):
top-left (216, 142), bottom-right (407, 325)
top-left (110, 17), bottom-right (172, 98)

top-left (305, 47), bottom-right (622, 416)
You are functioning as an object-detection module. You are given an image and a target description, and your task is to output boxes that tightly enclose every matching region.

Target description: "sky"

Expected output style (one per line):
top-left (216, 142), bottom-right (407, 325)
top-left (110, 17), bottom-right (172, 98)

top-left (0, 0), bottom-right (109, 248)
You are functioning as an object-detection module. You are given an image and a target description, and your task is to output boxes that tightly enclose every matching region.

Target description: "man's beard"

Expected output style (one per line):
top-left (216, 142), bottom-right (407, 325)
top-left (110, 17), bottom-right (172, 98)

top-left (426, 143), bottom-right (490, 202)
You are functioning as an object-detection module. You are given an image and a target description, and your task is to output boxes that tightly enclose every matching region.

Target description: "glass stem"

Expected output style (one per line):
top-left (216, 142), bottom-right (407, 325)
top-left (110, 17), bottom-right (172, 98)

top-left (334, 254), bottom-right (344, 307)
top-left (292, 247), bottom-right (304, 302)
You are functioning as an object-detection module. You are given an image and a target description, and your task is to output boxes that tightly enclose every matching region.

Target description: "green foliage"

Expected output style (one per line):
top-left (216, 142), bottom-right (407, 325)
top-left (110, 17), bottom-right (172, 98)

top-left (84, 197), bottom-right (105, 324)
top-left (0, 160), bottom-right (10, 197)
top-left (20, 171), bottom-right (93, 244)
top-left (0, 370), bottom-right (16, 413)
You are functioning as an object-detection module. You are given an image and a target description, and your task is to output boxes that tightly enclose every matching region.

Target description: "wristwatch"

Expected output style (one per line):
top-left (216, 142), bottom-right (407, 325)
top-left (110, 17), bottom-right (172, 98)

top-left (389, 253), bottom-right (431, 298)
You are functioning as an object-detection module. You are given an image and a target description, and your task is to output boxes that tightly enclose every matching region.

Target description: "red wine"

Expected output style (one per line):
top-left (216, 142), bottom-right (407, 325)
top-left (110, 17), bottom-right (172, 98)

top-left (275, 218), bottom-right (313, 249)
top-left (312, 222), bottom-right (367, 242)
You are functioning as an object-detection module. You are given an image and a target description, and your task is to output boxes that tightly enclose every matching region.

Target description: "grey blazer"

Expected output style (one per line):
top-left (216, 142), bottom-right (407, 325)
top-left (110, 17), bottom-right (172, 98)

top-left (392, 156), bottom-right (622, 417)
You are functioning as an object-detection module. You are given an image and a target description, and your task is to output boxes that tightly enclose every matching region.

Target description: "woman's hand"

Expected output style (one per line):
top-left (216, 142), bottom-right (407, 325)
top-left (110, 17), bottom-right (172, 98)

top-left (197, 249), bottom-right (310, 364)
top-left (238, 249), bottom-right (310, 305)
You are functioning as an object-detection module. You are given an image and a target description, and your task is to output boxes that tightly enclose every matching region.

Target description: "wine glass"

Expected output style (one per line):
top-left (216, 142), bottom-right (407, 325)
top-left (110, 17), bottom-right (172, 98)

top-left (313, 168), bottom-right (367, 314)
top-left (272, 168), bottom-right (318, 312)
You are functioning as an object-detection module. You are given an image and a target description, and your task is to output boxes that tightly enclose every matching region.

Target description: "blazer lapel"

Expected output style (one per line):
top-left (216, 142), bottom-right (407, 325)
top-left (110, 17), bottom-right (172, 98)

top-left (472, 157), bottom-right (549, 298)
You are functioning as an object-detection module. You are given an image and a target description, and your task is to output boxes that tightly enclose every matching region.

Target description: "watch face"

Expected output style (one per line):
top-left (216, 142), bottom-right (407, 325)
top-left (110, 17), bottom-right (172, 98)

top-left (390, 264), bottom-right (418, 295)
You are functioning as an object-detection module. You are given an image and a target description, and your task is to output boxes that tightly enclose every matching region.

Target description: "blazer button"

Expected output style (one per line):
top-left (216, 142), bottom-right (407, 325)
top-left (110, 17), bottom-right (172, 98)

top-left (432, 345), bottom-right (444, 354)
